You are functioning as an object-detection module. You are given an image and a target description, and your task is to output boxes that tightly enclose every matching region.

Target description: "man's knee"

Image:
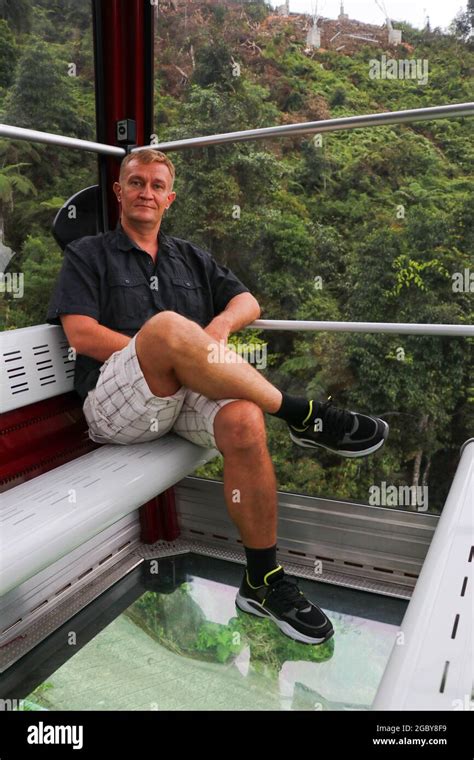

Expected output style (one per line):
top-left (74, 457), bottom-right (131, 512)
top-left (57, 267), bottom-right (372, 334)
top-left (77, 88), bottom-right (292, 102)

top-left (215, 400), bottom-right (266, 452)
top-left (138, 311), bottom-right (196, 353)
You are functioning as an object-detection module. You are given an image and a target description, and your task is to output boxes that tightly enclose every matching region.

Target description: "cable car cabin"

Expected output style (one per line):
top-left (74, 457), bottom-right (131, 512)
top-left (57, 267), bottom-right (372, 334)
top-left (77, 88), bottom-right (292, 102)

top-left (0, 0), bottom-right (472, 717)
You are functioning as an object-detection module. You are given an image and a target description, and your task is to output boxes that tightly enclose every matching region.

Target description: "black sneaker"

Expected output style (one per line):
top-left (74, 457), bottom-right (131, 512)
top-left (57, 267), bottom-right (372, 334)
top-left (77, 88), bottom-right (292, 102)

top-left (235, 567), bottom-right (334, 645)
top-left (289, 397), bottom-right (389, 458)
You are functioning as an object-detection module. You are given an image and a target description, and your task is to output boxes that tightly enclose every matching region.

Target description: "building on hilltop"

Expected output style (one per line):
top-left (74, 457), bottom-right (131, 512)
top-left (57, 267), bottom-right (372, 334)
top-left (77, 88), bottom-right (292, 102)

top-left (338, 2), bottom-right (348, 21)
top-left (305, 5), bottom-right (402, 54)
top-left (276, 0), bottom-right (290, 16)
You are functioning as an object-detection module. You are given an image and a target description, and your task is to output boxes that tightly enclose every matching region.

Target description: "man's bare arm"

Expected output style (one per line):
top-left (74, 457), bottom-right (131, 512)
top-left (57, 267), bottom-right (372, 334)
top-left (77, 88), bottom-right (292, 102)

top-left (61, 292), bottom-right (260, 361)
top-left (205, 293), bottom-right (261, 343)
top-left (60, 314), bottom-right (131, 363)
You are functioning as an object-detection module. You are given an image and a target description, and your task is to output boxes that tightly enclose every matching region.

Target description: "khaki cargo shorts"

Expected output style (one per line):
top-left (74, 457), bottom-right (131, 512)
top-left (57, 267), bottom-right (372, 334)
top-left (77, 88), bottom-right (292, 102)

top-left (82, 333), bottom-right (237, 449)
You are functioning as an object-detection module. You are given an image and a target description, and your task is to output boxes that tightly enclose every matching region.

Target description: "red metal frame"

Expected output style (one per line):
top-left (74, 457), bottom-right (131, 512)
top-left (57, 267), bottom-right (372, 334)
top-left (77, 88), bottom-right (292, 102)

top-left (91, 0), bottom-right (178, 542)
top-left (0, 394), bottom-right (100, 493)
top-left (92, 0), bottom-right (154, 230)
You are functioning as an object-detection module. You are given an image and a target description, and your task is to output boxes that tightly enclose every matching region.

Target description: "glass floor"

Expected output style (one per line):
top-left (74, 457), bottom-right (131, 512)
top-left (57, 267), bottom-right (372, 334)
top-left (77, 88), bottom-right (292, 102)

top-left (1, 554), bottom-right (407, 711)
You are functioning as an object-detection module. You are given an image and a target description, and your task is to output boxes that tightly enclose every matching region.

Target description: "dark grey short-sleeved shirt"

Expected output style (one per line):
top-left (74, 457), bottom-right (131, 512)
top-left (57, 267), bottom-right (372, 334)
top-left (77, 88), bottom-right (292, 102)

top-left (46, 222), bottom-right (250, 402)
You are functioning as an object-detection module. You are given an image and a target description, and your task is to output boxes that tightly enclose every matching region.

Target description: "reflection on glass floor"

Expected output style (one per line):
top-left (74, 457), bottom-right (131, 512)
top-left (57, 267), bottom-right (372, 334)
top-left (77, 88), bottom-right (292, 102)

top-left (21, 554), bottom-right (407, 711)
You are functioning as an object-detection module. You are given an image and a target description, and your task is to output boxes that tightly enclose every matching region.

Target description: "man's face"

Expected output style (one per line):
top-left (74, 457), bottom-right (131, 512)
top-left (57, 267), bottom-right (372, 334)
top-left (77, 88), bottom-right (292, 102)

top-left (113, 160), bottom-right (176, 228)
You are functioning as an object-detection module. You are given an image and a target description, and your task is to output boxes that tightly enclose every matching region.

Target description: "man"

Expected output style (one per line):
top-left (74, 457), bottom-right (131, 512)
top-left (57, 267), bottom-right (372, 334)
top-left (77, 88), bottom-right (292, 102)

top-left (47, 148), bottom-right (389, 646)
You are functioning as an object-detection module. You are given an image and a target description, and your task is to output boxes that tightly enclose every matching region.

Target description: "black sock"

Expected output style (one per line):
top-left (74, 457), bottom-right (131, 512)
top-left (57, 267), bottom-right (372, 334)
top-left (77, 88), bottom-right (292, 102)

top-left (270, 392), bottom-right (320, 430)
top-left (244, 544), bottom-right (282, 587)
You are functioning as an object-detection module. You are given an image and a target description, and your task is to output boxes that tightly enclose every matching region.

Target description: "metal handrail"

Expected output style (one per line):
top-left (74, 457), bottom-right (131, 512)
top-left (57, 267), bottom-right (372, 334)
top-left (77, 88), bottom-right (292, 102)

top-left (1, 103), bottom-right (473, 155)
top-left (136, 102), bottom-right (474, 152)
top-left (0, 124), bottom-right (125, 156)
top-left (248, 320), bottom-right (474, 337)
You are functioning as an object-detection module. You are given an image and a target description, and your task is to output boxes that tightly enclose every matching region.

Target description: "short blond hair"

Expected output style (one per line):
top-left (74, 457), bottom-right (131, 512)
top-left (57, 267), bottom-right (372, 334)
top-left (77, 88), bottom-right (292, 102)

top-left (119, 148), bottom-right (176, 191)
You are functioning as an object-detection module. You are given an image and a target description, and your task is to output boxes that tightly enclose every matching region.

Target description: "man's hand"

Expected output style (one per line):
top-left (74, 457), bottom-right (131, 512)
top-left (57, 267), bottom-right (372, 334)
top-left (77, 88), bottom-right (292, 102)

top-left (203, 315), bottom-right (231, 345)
top-left (203, 293), bottom-right (261, 345)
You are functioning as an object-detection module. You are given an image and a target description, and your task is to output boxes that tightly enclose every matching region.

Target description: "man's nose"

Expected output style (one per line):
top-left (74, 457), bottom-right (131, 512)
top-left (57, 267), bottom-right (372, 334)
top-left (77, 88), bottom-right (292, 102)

top-left (139, 183), bottom-right (154, 197)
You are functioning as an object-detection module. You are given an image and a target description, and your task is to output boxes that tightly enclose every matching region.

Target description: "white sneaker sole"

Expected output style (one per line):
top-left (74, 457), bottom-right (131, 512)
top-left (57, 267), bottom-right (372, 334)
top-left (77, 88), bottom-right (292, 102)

top-left (289, 419), bottom-right (389, 458)
top-left (235, 593), bottom-right (334, 645)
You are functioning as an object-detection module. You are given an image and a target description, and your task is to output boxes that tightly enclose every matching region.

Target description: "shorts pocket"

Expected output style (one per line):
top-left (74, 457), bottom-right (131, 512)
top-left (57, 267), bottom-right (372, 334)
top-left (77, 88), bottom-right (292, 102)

top-left (84, 380), bottom-right (131, 435)
top-left (84, 403), bottom-right (123, 443)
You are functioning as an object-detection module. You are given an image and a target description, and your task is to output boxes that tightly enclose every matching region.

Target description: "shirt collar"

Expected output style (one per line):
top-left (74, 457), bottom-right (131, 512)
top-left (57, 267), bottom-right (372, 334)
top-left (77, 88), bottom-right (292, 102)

top-left (115, 220), bottom-right (172, 254)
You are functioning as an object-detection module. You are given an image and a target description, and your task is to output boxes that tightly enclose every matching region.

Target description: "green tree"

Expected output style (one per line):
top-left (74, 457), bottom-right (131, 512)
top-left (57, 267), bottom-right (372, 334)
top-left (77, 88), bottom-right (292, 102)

top-left (450, 0), bottom-right (474, 41)
top-left (0, 0), bottom-right (31, 34)
top-left (192, 41), bottom-right (240, 92)
top-left (3, 37), bottom-right (89, 137)
top-left (0, 151), bottom-right (36, 246)
top-left (4, 234), bottom-right (62, 330)
top-left (0, 18), bottom-right (18, 89)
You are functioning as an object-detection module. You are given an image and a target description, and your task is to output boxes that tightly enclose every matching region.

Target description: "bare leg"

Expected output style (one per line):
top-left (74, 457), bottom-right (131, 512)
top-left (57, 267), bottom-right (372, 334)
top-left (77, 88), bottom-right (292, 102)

top-left (214, 400), bottom-right (278, 548)
top-left (135, 311), bottom-right (282, 413)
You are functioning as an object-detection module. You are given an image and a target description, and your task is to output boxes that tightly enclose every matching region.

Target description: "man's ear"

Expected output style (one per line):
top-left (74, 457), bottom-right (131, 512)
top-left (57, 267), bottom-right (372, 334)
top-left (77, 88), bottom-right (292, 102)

top-left (113, 181), bottom-right (121, 201)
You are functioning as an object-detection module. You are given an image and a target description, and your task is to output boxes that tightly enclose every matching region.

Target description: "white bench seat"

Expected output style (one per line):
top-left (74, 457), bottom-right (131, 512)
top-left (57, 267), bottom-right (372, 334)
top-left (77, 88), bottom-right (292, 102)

top-left (0, 323), bottom-right (218, 598)
top-left (0, 435), bottom-right (215, 597)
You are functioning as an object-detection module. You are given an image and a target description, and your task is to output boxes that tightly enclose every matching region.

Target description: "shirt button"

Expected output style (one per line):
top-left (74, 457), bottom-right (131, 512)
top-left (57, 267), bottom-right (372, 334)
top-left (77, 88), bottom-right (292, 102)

top-left (124, 279), bottom-right (130, 284)
top-left (185, 281), bottom-right (191, 286)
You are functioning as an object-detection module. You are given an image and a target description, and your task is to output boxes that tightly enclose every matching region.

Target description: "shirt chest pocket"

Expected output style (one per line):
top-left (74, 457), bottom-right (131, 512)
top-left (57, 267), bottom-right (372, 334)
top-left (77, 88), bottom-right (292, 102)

top-left (107, 276), bottom-right (153, 325)
top-left (171, 277), bottom-right (206, 322)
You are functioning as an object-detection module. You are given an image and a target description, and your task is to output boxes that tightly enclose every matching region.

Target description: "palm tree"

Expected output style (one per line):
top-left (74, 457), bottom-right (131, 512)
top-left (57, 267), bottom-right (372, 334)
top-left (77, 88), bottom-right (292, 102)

top-left (0, 154), bottom-right (37, 269)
